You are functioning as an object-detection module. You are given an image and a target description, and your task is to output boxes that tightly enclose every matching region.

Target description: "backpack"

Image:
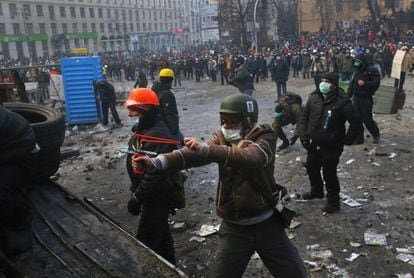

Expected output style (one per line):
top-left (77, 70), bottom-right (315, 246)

top-left (171, 170), bottom-right (188, 210)
top-left (280, 93), bottom-right (302, 106)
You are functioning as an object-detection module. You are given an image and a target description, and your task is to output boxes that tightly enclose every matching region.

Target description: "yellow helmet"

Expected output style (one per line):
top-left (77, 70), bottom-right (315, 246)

top-left (159, 68), bottom-right (174, 78)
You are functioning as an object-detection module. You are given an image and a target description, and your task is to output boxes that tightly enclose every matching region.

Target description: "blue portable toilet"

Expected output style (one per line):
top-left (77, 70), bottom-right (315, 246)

top-left (61, 57), bottom-right (103, 125)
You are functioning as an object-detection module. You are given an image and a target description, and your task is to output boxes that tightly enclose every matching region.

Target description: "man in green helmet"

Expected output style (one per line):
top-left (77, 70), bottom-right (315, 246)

top-left (133, 94), bottom-right (307, 277)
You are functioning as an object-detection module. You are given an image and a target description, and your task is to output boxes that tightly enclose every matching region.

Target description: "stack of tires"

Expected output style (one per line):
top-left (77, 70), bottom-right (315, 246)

top-left (4, 103), bottom-right (65, 180)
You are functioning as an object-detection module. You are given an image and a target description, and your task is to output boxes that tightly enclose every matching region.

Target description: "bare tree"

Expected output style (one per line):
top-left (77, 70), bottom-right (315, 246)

top-left (270, 0), bottom-right (299, 37)
top-left (218, 0), bottom-right (255, 48)
top-left (367, 0), bottom-right (381, 26)
top-left (314, 0), bottom-right (335, 33)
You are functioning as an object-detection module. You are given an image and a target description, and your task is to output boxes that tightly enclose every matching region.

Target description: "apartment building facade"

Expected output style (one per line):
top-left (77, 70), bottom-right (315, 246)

top-left (0, 0), bottom-right (196, 59)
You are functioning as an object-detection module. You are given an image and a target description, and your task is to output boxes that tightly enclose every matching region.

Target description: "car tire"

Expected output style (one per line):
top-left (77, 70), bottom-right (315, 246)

top-left (3, 103), bottom-right (66, 180)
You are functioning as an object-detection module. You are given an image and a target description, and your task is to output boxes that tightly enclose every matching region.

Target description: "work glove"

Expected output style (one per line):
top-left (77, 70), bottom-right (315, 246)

top-left (127, 195), bottom-right (142, 216)
top-left (289, 135), bottom-right (298, 145)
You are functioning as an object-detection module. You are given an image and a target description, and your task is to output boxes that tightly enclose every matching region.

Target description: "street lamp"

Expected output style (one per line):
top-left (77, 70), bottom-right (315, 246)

top-left (253, 0), bottom-right (259, 53)
top-left (19, 7), bottom-right (33, 60)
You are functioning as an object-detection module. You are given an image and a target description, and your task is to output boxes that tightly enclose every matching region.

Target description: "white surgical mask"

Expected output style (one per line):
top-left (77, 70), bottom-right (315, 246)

top-left (221, 127), bottom-right (243, 142)
top-left (129, 116), bottom-right (140, 125)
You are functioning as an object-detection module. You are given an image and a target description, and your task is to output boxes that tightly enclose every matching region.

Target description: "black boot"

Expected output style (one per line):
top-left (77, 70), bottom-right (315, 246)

top-left (301, 191), bottom-right (324, 200)
top-left (322, 202), bottom-right (340, 213)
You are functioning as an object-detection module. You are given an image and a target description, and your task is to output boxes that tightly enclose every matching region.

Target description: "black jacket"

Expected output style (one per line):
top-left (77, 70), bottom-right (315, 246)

top-left (347, 54), bottom-right (381, 99)
top-left (0, 106), bottom-right (36, 164)
top-left (126, 109), bottom-right (177, 203)
top-left (271, 59), bottom-right (289, 83)
top-left (297, 88), bottom-right (362, 149)
top-left (151, 81), bottom-right (180, 135)
top-left (96, 81), bottom-right (116, 103)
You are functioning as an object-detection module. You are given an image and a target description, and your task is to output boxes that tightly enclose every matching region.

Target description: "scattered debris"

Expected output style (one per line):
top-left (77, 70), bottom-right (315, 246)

top-left (350, 242), bottom-right (362, 248)
top-left (189, 236), bottom-right (205, 243)
top-left (306, 244), bottom-right (320, 251)
top-left (396, 253), bottom-right (414, 264)
top-left (389, 152), bottom-right (397, 159)
top-left (343, 198), bottom-right (362, 207)
top-left (251, 252), bottom-right (260, 260)
top-left (289, 219), bottom-right (302, 229)
top-left (392, 274), bottom-right (413, 278)
top-left (364, 230), bottom-right (388, 246)
top-left (309, 249), bottom-right (333, 260)
top-left (172, 222), bottom-right (187, 232)
top-left (345, 159), bottom-right (355, 165)
top-left (196, 224), bottom-right (220, 237)
top-left (372, 162), bottom-right (381, 166)
top-left (346, 253), bottom-right (361, 262)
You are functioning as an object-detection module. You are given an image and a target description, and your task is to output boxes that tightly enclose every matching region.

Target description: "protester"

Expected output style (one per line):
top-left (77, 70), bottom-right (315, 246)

top-left (228, 56), bottom-right (255, 96)
top-left (151, 68), bottom-right (183, 140)
top-left (298, 73), bottom-right (362, 213)
top-left (270, 53), bottom-right (290, 101)
top-left (347, 53), bottom-right (381, 144)
top-left (124, 88), bottom-right (179, 265)
top-left (133, 94), bottom-right (307, 277)
top-left (95, 80), bottom-right (122, 128)
top-left (272, 93), bottom-right (303, 150)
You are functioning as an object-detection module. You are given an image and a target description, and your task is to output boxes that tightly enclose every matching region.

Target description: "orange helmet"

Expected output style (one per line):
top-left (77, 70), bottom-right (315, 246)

top-left (124, 88), bottom-right (159, 108)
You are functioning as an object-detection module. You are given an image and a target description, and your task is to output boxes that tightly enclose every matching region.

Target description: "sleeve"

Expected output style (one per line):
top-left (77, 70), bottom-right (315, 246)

top-left (342, 99), bottom-right (363, 145)
top-left (297, 97), bottom-right (310, 139)
top-left (160, 93), bottom-right (180, 135)
top-left (291, 104), bottom-right (303, 137)
top-left (203, 132), bottom-right (275, 169)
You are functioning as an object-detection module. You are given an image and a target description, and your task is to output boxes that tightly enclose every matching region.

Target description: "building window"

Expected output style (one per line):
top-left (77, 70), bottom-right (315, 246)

top-left (60, 6), bottom-right (66, 17)
top-left (135, 10), bottom-right (139, 20)
top-left (100, 23), bottom-right (105, 33)
top-left (48, 6), bottom-right (55, 20)
top-left (89, 8), bottom-right (95, 18)
top-left (335, 0), bottom-right (343, 12)
top-left (143, 22), bottom-right (146, 31)
top-left (130, 23), bottom-right (134, 32)
top-left (0, 3), bottom-right (2, 16)
top-left (62, 23), bottom-right (68, 33)
top-left (39, 23), bottom-right (46, 33)
top-left (23, 4), bottom-right (31, 17)
top-left (51, 23), bottom-right (57, 34)
top-left (9, 3), bottom-right (17, 18)
top-left (36, 5), bottom-right (43, 16)
top-left (353, 0), bottom-right (361, 11)
top-left (129, 10), bottom-right (132, 20)
top-left (72, 23), bottom-right (78, 33)
top-left (82, 23), bottom-right (87, 32)
top-left (70, 7), bottom-right (76, 17)
top-left (154, 22), bottom-right (158, 31)
top-left (80, 7), bottom-right (85, 18)
top-left (115, 9), bottom-right (119, 19)
top-left (91, 23), bottom-right (96, 32)
top-left (98, 8), bottom-right (103, 18)
top-left (107, 8), bottom-right (111, 18)
top-left (108, 23), bottom-right (112, 33)
top-left (13, 23), bottom-right (20, 34)
top-left (137, 23), bottom-right (140, 31)
top-left (26, 23), bottom-right (33, 34)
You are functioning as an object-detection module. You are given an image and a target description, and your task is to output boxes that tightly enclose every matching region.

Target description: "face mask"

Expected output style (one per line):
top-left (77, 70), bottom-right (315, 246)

top-left (354, 61), bottom-right (361, 68)
top-left (274, 112), bottom-right (283, 118)
top-left (319, 82), bottom-right (332, 94)
top-left (129, 116), bottom-right (141, 125)
top-left (276, 56), bottom-right (281, 60)
top-left (221, 126), bottom-right (243, 142)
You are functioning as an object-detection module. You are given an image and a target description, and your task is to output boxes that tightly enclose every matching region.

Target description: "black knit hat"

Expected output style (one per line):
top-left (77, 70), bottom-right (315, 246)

top-left (321, 72), bottom-right (339, 86)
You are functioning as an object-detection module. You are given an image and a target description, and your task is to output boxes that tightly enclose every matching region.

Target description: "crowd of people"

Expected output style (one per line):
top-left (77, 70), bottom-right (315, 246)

top-left (1, 21), bottom-right (414, 276)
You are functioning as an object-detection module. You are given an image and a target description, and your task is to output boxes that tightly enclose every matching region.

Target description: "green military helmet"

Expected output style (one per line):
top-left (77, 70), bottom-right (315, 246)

top-left (220, 94), bottom-right (258, 123)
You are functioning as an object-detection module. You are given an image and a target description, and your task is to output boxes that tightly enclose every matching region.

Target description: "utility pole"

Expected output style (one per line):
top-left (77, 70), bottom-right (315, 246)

top-left (253, 0), bottom-right (259, 53)
top-left (20, 7), bottom-right (33, 60)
